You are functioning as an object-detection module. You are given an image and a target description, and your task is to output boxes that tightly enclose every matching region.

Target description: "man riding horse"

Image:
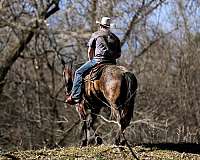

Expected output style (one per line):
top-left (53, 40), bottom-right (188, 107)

top-left (66, 17), bottom-right (121, 105)
top-left (63, 17), bottom-right (138, 149)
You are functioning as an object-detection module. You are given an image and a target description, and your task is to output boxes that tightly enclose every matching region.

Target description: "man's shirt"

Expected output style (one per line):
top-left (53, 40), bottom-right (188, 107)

top-left (88, 30), bottom-right (121, 63)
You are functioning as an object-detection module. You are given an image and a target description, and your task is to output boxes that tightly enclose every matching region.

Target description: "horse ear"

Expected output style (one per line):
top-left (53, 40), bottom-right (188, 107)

top-left (58, 54), bottom-right (67, 66)
top-left (68, 59), bottom-right (73, 70)
top-left (61, 57), bottom-right (66, 66)
top-left (59, 54), bottom-right (76, 68)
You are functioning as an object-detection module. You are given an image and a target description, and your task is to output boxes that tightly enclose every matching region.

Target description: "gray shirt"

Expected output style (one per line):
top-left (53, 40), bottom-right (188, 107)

top-left (88, 30), bottom-right (121, 63)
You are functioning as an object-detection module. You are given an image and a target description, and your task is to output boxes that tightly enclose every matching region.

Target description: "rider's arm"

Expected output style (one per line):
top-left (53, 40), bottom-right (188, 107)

top-left (88, 47), bottom-right (95, 60)
top-left (113, 36), bottom-right (121, 59)
top-left (87, 33), bottom-right (96, 60)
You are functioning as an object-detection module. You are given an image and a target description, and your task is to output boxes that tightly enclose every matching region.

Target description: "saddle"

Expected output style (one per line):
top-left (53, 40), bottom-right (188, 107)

top-left (84, 64), bottom-right (106, 82)
top-left (82, 63), bottom-right (106, 100)
top-left (83, 62), bottom-right (115, 97)
top-left (84, 60), bottom-right (116, 82)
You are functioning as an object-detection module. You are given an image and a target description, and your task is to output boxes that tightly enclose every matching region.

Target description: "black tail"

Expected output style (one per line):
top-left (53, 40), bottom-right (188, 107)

top-left (123, 72), bottom-right (137, 106)
top-left (120, 72), bottom-right (137, 131)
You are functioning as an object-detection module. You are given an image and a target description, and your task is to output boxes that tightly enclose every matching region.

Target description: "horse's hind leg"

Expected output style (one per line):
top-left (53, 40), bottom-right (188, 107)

top-left (109, 105), bottom-right (123, 146)
top-left (113, 103), bottom-right (134, 146)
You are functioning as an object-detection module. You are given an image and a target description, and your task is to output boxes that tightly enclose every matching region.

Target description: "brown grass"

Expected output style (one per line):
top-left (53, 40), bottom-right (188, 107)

top-left (0, 145), bottom-right (200, 160)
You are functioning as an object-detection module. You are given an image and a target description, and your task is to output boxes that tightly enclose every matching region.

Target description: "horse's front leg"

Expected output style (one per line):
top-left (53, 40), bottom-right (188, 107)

top-left (80, 120), bottom-right (88, 146)
top-left (76, 100), bottom-right (89, 146)
top-left (87, 107), bottom-right (103, 145)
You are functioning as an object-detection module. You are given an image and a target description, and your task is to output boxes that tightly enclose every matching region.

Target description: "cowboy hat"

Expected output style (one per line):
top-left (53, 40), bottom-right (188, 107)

top-left (96, 17), bottom-right (112, 28)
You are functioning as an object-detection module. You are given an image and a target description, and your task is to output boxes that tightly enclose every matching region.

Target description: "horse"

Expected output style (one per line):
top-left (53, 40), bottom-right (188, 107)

top-left (62, 59), bottom-right (138, 147)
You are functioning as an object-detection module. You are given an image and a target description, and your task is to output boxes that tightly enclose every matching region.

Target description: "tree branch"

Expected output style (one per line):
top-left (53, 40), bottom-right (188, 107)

top-left (0, 0), bottom-right (60, 94)
top-left (136, 27), bottom-right (177, 57)
top-left (120, 0), bottom-right (166, 47)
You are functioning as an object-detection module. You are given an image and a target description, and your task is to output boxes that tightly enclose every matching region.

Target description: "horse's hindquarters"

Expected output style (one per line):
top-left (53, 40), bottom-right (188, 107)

top-left (81, 65), bottom-right (137, 146)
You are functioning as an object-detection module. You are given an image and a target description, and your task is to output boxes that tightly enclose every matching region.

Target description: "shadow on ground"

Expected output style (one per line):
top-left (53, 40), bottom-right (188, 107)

top-left (141, 143), bottom-right (200, 154)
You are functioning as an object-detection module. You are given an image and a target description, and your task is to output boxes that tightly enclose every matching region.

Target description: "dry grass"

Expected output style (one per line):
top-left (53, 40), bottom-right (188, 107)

top-left (0, 145), bottom-right (200, 160)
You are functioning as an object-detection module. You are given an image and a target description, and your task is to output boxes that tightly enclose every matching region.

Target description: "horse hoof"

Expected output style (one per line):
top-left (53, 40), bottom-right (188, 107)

top-left (121, 140), bottom-right (126, 146)
top-left (95, 136), bottom-right (103, 145)
top-left (81, 139), bottom-right (87, 147)
top-left (115, 138), bottom-right (120, 146)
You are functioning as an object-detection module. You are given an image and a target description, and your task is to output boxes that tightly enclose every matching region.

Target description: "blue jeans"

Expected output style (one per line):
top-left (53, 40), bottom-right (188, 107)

top-left (71, 59), bottom-right (97, 100)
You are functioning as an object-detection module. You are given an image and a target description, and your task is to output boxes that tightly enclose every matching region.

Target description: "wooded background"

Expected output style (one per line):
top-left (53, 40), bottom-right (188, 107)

top-left (0, 0), bottom-right (199, 151)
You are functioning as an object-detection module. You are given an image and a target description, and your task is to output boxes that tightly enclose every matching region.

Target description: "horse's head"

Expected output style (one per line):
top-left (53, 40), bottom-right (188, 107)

top-left (61, 57), bottom-right (74, 95)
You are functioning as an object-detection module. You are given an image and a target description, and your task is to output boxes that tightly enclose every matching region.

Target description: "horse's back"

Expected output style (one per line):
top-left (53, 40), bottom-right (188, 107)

top-left (102, 65), bottom-right (129, 75)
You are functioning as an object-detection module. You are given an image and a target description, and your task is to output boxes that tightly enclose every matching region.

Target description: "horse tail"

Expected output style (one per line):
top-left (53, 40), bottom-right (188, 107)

top-left (119, 72), bottom-right (137, 131)
top-left (123, 72), bottom-right (137, 105)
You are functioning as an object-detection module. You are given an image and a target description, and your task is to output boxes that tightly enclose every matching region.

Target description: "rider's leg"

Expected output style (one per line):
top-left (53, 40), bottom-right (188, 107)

top-left (67, 59), bottom-right (97, 102)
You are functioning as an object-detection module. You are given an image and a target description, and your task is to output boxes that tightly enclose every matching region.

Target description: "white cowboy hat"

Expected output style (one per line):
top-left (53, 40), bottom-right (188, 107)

top-left (96, 17), bottom-right (112, 28)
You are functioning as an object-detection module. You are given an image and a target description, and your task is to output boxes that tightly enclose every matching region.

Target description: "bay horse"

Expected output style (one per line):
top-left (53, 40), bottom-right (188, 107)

top-left (62, 59), bottom-right (137, 146)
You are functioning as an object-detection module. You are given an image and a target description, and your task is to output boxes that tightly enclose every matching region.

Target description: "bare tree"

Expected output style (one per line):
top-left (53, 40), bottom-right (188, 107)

top-left (1, 0), bottom-right (199, 151)
top-left (0, 0), bottom-right (60, 94)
